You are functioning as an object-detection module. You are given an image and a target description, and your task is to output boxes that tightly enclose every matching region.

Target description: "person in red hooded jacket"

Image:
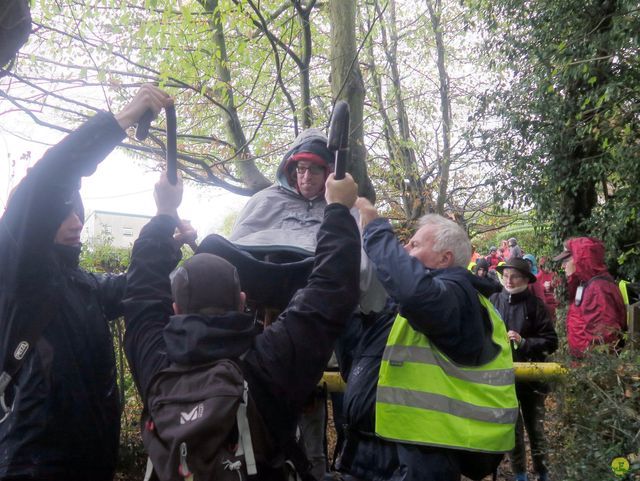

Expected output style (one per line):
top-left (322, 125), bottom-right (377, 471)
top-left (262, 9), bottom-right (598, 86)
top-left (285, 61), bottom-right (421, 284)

top-left (554, 237), bottom-right (627, 357)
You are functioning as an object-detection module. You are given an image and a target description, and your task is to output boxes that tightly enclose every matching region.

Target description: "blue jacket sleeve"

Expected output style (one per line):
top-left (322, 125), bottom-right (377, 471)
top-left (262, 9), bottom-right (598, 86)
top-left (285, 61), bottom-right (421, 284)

top-left (362, 218), bottom-right (490, 364)
top-left (362, 219), bottom-right (466, 337)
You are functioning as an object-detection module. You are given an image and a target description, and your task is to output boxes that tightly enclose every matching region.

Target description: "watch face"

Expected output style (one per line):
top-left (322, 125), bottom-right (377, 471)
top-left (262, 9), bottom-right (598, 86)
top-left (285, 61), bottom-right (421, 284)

top-left (575, 285), bottom-right (584, 306)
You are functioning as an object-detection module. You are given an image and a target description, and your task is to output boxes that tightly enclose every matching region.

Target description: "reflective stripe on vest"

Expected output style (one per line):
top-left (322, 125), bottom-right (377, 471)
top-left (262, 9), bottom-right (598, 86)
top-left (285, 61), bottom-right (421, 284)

top-left (618, 280), bottom-right (631, 325)
top-left (618, 280), bottom-right (629, 305)
top-left (375, 294), bottom-right (518, 453)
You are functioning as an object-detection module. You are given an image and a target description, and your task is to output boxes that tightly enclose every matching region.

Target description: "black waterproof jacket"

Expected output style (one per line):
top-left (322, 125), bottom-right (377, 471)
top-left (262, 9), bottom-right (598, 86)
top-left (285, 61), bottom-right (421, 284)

top-left (489, 289), bottom-right (558, 363)
top-left (337, 218), bottom-right (503, 481)
top-left (123, 204), bottom-right (360, 478)
top-left (0, 112), bottom-right (127, 480)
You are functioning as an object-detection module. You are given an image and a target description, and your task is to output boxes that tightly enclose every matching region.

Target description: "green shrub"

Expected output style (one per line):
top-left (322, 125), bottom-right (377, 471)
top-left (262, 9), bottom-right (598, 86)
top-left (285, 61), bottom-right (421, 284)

top-left (548, 305), bottom-right (639, 480)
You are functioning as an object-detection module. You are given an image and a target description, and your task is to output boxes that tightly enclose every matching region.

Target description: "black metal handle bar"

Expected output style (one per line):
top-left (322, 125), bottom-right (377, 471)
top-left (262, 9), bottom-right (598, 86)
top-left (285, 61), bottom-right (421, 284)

top-left (327, 100), bottom-right (350, 180)
top-left (135, 105), bottom-right (178, 185)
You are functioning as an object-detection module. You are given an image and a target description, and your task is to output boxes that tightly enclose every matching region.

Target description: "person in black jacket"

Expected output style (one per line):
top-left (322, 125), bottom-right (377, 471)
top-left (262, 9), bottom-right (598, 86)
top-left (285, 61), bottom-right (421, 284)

top-left (491, 257), bottom-right (558, 481)
top-left (0, 84), bottom-right (173, 481)
top-left (123, 171), bottom-right (360, 480)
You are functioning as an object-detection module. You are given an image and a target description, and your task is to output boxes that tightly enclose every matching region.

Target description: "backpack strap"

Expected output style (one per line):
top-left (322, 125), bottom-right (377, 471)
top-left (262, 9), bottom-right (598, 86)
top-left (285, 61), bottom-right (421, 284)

top-left (575, 274), bottom-right (617, 306)
top-left (143, 457), bottom-right (155, 481)
top-left (586, 274), bottom-right (617, 288)
top-left (236, 380), bottom-right (257, 476)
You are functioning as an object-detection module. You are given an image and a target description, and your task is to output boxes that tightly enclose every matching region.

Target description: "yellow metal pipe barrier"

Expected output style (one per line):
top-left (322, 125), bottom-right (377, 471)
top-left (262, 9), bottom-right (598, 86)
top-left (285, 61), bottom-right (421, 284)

top-left (321, 362), bottom-right (567, 392)
top-left (323, 371), bottom-right (347, 393)
top-left (513, 362), bottom-right (568, 381)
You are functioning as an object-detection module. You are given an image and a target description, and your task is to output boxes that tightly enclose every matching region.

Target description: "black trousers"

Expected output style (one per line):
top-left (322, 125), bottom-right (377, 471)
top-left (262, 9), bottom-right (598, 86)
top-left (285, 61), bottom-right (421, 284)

top-left (510, 382), bottom-right (549, 476)
top-left (338, 431), bottom-right (461, 481)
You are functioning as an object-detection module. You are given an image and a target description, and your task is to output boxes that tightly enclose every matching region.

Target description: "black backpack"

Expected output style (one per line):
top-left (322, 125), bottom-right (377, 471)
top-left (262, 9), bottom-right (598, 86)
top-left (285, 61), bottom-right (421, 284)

top-left (142, 359), bottom-right (269, 481)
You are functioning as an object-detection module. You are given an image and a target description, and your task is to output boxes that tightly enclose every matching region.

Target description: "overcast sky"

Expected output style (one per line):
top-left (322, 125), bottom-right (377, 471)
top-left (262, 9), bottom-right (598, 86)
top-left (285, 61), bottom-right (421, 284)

top-left (0, 113), bottom-right (248, 241)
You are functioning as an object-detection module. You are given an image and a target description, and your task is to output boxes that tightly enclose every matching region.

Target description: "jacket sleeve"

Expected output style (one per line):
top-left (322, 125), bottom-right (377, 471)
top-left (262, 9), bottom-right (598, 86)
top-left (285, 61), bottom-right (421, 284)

top-left (362, 218), bottom-right (467, 337)
top-left (123, 215), bottom-right (181, 399)
top-left (520, 298), bottom-right (558, 359)
top-left (93, 273), bottom-right (127, 321)
top-left (245, 204), bottom-right (360, 411)
top-left (1, 112), bottom-right (126, 261)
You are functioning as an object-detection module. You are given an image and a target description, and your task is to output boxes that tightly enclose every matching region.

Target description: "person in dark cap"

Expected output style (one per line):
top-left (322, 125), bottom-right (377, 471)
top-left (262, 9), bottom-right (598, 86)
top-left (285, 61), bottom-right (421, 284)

top-left (508, 237), bottom-right (523, 259)
top-left (486, 245), bottom-right (503, 271)
top-left (475, 257), bottom-right (490, 278)
top-left (475, 257), bottom-right (502, 288)
top-left (123, 170), bottom-right (361, 481)
top-left (0, 84), bottom-right (173, 481)
top-left (553, 237), bottom-right (626, 357)
top-left (490, 258), bottom-right (558, 481)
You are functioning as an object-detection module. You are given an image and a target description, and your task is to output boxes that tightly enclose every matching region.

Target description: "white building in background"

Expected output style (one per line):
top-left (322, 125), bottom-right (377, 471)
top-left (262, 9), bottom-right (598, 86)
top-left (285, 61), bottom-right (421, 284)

top-left (83, 210), bottom-right (152, 248)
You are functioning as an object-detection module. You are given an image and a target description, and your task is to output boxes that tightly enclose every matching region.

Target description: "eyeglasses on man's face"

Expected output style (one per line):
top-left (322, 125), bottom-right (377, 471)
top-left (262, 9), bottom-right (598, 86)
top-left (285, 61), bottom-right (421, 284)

top-left (296, 164), bottom-right (324, 176)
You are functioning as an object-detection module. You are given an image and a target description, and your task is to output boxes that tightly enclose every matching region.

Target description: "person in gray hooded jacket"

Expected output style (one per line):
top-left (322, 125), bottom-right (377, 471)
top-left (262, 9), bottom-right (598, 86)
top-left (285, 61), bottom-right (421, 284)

top-left (230, 128), bottom-right (334, 257)
top-left (228, 129), bottom-right (384, 479)
top-left (230, 129), bottom-right (341, 479)
top-left (229, 128), bottom-right (384, 311)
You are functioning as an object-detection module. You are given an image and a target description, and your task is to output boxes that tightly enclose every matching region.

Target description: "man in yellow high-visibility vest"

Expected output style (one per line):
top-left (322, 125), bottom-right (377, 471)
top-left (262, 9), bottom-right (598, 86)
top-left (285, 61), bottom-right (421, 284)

top-left (335, 200), bottom-right (518, 481)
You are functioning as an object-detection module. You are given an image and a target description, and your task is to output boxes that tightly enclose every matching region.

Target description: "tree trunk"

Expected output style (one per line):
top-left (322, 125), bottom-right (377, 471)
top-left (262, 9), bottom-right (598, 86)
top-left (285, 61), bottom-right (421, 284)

top-left (297, 4), bottom-right (313, 129)
top-left (329, 0), bottom-right (374, 201)
top-left (202, 0), bottom-right (271, 191)
top-left (367, 0), bottom-right (424, 220)
top-left (426, 0), bottom-right (452, 216)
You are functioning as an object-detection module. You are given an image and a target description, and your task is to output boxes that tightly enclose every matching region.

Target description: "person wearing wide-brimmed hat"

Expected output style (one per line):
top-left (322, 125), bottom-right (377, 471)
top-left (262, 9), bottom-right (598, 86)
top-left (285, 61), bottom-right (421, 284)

top-left (491, 257), bottom-right (558, 481)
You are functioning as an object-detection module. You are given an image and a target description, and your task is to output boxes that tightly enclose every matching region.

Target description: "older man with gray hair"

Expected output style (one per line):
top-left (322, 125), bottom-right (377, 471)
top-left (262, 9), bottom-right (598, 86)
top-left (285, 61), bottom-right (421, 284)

top-left (335, 201), bottom-right (518, 481)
